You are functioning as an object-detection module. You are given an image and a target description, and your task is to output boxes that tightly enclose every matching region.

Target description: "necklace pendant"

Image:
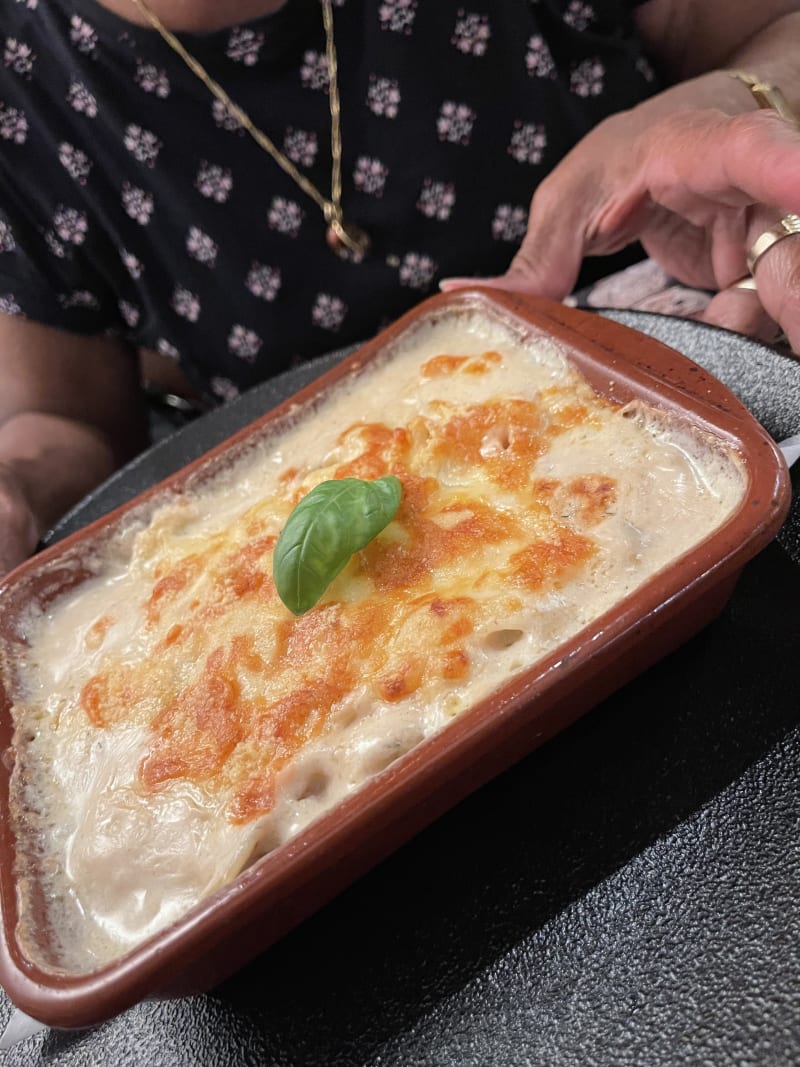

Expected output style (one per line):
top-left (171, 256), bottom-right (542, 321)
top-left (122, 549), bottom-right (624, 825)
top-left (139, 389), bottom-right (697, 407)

top-left (326, 217), bottom-right (371, 261)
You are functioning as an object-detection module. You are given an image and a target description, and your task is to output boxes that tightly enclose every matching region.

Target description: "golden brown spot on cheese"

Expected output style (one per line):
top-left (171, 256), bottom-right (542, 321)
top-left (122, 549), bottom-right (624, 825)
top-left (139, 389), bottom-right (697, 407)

top-left (229, 773), bottom-right (275, 824)
top-left (434, 399), bottom-right (546, 490)
top-left (229, 633), bottom-right (267, 675)
top-left (227, 681), bottom-right (344, 822)
top-left (84, 614), bottom-right (115, 652)
top-left (213, 534), bottom-right (275, 600)
top-left (79, 665), bottom-right (152, 730)
top-left (420, 349), bottom-right (503, 378)
top-left (376, 657), bottom-right (424, 702)
top-left (570, 475), bottom-right (617, 525)
top-left (80, 675), bottom-right (111, 729)
top-left (333, 423), bottom-right (410, 481)
top-left (532, 475), bottom-right (618, 528)
top-left (74, 376), bottom-right (612, 827)
top-left (509, 528), bottom-right (595, 591)
top-left (421, 354), bottom-right (469, 378)
top-left (440, 648), bottom-right (470, 679)
top-left (145, 554), bottom-right (203, 627)
top-left (364, 480), bottom-right (518, 593)
top-left (161, 624), bottom-right (183, 648)
top-left (139, 646), bottom-right (245, 788)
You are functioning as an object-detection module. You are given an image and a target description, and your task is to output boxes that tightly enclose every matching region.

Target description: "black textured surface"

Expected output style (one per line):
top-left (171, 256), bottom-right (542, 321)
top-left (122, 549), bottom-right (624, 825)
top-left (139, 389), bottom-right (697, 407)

top-left (7, 312), bottom-right (799, 1066)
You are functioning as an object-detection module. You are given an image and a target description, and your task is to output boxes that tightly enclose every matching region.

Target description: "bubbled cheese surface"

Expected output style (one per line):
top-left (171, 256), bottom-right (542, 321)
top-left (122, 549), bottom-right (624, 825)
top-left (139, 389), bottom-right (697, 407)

top-left (8, 308), bottom-right (745, 973)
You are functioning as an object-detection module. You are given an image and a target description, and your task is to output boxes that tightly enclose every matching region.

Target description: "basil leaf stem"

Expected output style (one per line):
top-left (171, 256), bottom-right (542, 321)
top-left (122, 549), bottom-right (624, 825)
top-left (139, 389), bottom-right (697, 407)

top-left (273, 476), bottom-right (402, 615)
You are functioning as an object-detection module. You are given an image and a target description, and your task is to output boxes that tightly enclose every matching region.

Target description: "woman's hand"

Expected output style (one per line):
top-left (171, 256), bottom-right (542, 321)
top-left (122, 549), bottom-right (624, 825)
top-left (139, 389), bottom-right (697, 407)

top-left (443, 107), bottom-right (800, 351)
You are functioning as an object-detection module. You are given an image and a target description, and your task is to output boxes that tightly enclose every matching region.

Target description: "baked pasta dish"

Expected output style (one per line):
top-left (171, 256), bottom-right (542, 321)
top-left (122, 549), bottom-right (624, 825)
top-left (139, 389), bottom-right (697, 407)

top-left (4, 304), bottom-right (745, 974)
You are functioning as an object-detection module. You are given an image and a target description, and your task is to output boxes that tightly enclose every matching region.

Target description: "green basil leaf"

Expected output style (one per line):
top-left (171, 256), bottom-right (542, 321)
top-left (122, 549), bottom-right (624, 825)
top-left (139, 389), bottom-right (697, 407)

top-left (273, 475), bottom-right (402, 615)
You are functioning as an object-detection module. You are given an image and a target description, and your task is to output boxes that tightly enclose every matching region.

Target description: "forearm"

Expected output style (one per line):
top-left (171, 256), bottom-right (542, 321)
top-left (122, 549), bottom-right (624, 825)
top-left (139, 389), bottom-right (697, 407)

top-left (726, 11), bottom-right (800, 103)
top-left (634, 9), bottom-right (800, 122)
top-left (0, 317), bottom-right (148, 570)
top-left (0, 413), bottom-right (119, 541)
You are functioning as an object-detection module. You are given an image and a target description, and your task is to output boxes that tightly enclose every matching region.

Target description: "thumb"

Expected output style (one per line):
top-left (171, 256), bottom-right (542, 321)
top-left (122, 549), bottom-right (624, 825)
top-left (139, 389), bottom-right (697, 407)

top-left (496, 183), bottom-right (589, 298)
top-left (440, 171), bottom-right (600, 300)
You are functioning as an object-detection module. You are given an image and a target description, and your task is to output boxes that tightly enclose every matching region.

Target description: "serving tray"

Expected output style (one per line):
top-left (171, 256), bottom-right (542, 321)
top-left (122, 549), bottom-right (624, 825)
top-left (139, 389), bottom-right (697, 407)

top-left (2, 302), bottom-right (799, 1064)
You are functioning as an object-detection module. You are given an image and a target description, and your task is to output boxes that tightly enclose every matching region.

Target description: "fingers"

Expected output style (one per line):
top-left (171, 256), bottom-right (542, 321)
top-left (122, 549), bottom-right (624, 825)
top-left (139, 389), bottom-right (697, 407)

top-left (748, 221), bottom-right (800, 352)
top-left (602, 110), bottom-right (800, 238)
top-left (442, 107), bottom-right (800, 322)
top-left (701, 285), bottom-right (781, 345)
top-left (440, 166), bottom-right (597, 299)
top-left (701, 205), bottom-right (800, 351)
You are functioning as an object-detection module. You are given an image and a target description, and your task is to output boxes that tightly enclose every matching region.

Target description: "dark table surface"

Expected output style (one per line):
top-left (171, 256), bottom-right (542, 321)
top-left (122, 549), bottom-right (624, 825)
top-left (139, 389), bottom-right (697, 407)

top-left (3, 311), bottom-right (799, 1067)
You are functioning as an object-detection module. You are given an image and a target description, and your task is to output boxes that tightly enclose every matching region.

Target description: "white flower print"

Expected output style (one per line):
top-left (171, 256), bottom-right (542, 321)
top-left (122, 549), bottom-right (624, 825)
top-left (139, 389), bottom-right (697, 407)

top-left (283, 128), bottom-right (318, 168)
top-left (0, 103), bottom-right (27, 144)
top-left (226, 27), bottom-right (264, 66)
top-left (311, 294), bottom-right (347, 332)
top-left (0, 220), bottom-right (15, 254)
top-left (492, 204), bottom-right (527, 242)
top-left (196, 162), bottom-right (233, 202)
top-left (437, 102), bottom-right (475, 146)
top-left (300, 50), bottom-right (329, 91)
top-left (67, 81), bottom-right (98, 118)
top-left (246, 262), bottom-right (281, 302)
top-left (59, 142), bottom-right (92, 185)
top-left (228, 324), bottom-right (262, 361)
top-left (563, 1), bottom-right (594, 30)
top-left (121, 183), bottom-right (154, 225)
top-left (367, 76), bottom-right (401, 119)
top-left (156, 338), bottom-right (180, 360)
top-left (417, 180), bottom-right (456, 221)
top-left (508, 121), bottom-right (547, 165)
top-left (171, 286), bottom-right (200, 322)
top-left (120, 248), bottom-right (144, 278)
top-left (124, 124), bottom-right (162, 168)
top-left (58, 290), bottom-right (99, 310)
top-left (186, 226), bottom-right (218, 267)
top-left (15, 0), bottom-right (38, 8)
top-left (135, 62), bottom-right (170, 98)
top-left (0, 294), bottom-right (21, 315)
top-left (353, 157), bottom-right (388, 197)
top-left (378, 0), bottom-right (417, 34)
top-left (211, 376), bottom-right (240, 402)
top-left (69, 17), bottom-right (98, 56)
top-left (267, 196), bottom-right (304, 237)
top-left (451, 12), bottom-right (491, 57)
top-left (4, 39), bottom-right (36, 77)
top-left (53, 206), bottom-right (88, 245)
top-left (570, 58), bottom-right (604, 97)
top-left (118, 300), bottom-right (140, 328)
top-left (398, 253), bottom-right (437, 290)
top-left (45, 231), bottom-right (65, 258)
top-left (211, 98), bottom-right (244, 132)
top-left (526, 35), bottom-right (556, 79)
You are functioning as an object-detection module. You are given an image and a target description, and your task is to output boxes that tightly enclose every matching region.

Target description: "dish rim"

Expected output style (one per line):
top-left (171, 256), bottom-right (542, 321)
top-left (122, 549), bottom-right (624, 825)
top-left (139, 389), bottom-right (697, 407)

top-left (0, 289), bottom-right (791, 1027)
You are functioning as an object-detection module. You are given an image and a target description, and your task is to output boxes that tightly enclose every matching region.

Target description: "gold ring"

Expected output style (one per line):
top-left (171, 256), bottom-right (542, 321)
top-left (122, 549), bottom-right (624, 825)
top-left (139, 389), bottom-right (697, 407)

top-left (731, 275), bottom-right (758, 291)
top-left (747, 213), bottom-right (800, 273)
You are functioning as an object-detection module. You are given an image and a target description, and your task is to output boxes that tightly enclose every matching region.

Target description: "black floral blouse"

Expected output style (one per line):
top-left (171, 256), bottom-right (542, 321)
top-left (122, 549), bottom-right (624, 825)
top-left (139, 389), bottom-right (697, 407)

top-left (0, 0), bottom-right (654, 401)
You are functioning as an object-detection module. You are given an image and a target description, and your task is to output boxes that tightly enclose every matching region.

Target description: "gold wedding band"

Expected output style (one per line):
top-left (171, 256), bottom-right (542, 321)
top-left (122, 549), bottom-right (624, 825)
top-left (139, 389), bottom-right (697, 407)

top-left (747, 213), bottom-right (800, 274)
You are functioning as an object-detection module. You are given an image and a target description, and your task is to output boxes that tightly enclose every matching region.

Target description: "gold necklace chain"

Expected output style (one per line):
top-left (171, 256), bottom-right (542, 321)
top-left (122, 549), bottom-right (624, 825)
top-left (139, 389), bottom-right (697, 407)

top-left (129, 0), bottom-right (370, 259)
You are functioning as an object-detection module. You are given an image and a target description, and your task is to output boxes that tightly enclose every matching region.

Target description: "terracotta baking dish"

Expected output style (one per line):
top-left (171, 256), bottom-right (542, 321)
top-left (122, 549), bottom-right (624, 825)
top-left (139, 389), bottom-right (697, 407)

top-left (0, 291), bottom-right (790, 1029)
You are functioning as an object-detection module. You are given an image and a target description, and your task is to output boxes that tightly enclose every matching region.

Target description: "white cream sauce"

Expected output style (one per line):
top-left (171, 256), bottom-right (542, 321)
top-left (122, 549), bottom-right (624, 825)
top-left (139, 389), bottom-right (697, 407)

top-left (6, 305), bottom-right (746, 974)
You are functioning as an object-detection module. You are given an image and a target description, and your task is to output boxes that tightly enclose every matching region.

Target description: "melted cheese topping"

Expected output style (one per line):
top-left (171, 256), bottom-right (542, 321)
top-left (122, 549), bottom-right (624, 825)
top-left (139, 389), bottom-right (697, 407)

top-left (7, 308), bottom-right (745, 974)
